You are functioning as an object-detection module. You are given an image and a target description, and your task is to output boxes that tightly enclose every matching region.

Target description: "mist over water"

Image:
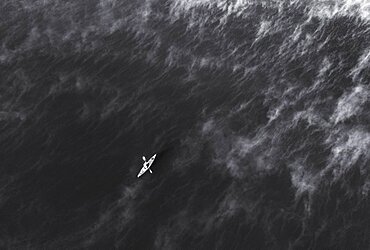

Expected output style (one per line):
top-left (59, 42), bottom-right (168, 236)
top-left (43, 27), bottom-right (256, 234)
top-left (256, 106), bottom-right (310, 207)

top-left (1, 0), bottom-right (370, 249)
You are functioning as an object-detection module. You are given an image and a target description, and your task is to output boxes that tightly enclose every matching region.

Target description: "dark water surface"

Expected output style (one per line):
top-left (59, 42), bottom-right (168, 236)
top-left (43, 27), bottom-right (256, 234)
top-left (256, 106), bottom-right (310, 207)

top-left (0, 0), bottom-right (370, 249)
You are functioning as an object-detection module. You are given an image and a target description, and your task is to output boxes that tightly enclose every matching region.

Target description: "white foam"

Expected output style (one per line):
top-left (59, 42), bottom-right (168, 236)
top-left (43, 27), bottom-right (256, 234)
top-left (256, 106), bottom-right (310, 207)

top-left (289, 162), bottom-right (316, 194)
top-left (310, 0), bottom-right (370, 21)
top-left (328, 128), bottom-right (370, 177)
top-left (330, 85), bottom-right (369, 124)
top-left (350, 49), bottom-right (370, 81)
top-left (170, 0), bottom-right (370, 21)
top-left (201, 119), bottom-right (216, 135)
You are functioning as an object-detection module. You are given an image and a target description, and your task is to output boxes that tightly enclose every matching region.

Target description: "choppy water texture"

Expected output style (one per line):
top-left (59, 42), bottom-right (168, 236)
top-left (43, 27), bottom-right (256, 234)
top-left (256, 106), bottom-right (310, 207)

top-left (1, 0), bottom-right (370, 249)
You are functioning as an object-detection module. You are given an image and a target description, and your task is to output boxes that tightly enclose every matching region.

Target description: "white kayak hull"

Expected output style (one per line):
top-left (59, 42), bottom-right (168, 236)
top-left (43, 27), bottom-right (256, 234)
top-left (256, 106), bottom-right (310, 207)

top-left (137, 154), bottom-right (156, 178)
